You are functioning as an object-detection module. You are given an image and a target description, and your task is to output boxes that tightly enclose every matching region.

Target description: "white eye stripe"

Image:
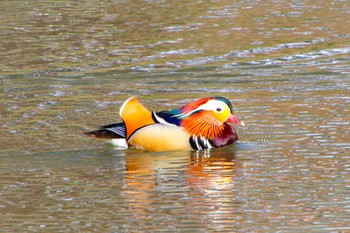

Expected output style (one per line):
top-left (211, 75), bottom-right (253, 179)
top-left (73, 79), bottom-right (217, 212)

top-left (197, 100), bottom-right (228, 112)
top-left (173, 100), bottom-right (230, 118)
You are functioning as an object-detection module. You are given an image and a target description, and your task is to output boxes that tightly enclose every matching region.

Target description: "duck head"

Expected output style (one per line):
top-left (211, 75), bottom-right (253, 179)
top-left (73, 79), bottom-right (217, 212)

top-left (179, 97), bottom-right (244, 139)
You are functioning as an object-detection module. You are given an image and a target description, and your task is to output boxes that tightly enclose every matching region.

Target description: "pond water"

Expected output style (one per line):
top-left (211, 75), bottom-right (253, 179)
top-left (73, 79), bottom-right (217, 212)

top-left (1, 0), bottom-right (350, 232)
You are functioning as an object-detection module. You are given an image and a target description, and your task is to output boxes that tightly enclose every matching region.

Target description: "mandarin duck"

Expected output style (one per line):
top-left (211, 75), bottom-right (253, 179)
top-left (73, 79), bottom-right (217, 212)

top-left (84, 97), bottom-right (244, 152)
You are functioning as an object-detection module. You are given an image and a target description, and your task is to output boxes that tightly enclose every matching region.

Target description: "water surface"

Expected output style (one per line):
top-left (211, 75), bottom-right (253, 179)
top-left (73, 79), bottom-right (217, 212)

top-left (1, 0), bottom-right (349, 232)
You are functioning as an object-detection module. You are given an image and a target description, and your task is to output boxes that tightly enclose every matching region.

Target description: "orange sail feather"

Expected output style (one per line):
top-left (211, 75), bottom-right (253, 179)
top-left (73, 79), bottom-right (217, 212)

top-left (119, 97), bottom-right (155, 139)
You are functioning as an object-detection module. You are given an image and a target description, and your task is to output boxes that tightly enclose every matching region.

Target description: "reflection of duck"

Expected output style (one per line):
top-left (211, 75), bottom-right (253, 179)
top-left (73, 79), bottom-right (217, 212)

top-left (187, 149), bottom-right (238, 189)
top-left (85, 97), bottom-right (244, 152)
top-left (123, 151), bottom-right (191, 190)
top-left (120, 149), bottom-right (240, 229)
top-left (122, 149), bottom-right (239, 194)
top-left (121, 151), bottom-right (191, 212)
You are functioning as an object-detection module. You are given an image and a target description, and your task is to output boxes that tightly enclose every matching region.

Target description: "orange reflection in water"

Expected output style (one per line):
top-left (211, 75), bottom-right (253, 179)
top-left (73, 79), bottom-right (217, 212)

top-left (121, 149), bottom-right (240, 207)
top-left (120, 149), bottom-right (241, 231)
top-left (187, 150), bottom-right (238, 189)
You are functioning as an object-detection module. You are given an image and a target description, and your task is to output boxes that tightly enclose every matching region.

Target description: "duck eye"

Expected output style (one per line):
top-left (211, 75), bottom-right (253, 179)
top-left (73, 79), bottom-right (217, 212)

top-left (216, 107), bottom-right (222, 112)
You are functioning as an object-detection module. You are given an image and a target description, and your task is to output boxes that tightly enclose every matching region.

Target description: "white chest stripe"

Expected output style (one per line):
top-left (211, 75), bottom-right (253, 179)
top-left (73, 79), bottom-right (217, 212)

top-left (152, 112), bottom-right (174, 126)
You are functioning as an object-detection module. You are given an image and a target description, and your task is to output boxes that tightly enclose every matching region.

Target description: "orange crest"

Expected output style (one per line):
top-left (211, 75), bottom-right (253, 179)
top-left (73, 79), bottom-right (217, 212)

top-left (181, 97), bottom-right (213, 113)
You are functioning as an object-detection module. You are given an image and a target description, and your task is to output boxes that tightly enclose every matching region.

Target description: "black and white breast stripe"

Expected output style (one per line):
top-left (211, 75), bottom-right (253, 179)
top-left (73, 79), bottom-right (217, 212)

top-left (189, 135), bottom-right (214, 150)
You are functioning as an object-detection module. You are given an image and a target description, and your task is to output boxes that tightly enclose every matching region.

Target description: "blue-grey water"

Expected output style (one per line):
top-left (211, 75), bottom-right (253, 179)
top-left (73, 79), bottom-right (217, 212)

top-left (1, 1), bottom-right (350, 232)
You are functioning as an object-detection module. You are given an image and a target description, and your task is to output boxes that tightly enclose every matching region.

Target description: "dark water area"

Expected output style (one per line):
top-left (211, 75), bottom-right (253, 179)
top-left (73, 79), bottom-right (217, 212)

top-left (1, 0), bottom-right (350, 232)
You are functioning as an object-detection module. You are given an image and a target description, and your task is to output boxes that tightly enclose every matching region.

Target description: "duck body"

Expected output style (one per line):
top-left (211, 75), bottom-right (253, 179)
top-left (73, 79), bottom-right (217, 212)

top-left (84, 97), bottom-right (244, 152)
